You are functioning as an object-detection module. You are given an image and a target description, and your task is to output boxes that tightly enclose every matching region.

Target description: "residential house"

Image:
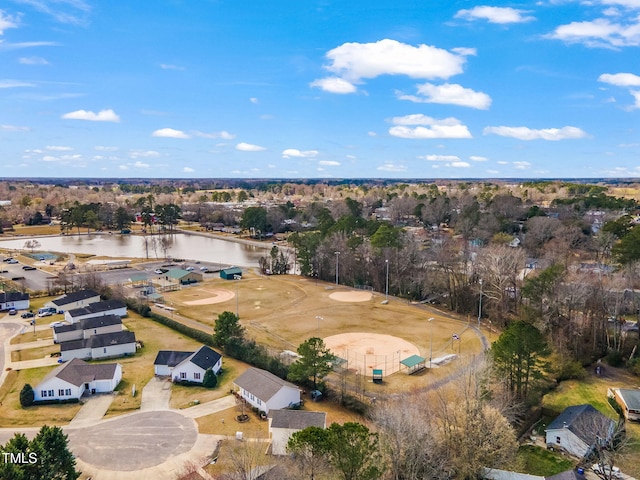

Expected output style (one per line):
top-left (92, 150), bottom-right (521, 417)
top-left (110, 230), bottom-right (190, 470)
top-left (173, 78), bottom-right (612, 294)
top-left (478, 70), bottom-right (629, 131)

top-left (60, 331), bottom-right (136, 362)
top-left (64, 299), bottom-right (127, 323)
top-left (34, 358), bottom-right (122, 401)
top-left (53, 314), bottom-right (123, 344)
top-left (0, 292), bottom-right (30, 311)
top-left (608, 388), bottom-right (640, 421)
top-left (233, 367), bottom-right (300, 414)
top-left (268, 409), bottom-right (326, 455)
top-left (154, 345), bottom-right (222, 383)
top-left (545, 404), bottom-right (616, 458)
top-left (45, 289), bottom-right (100, 312)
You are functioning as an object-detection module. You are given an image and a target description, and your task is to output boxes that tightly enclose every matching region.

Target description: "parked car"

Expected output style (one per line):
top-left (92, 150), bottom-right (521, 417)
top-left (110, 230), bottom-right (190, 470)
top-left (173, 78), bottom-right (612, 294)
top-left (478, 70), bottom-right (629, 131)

top-left (185, 266), bottom-right (195, 271)
top-left (22, 265), bottom-right (36, 270)
top-left (154, 269), bottom-right (164, 274)
top-left (39, 256), bottom-right (46, 261)
top-left (38, 311), bottom-right (53, 318)
top-left (49, 321), bottom-right (65, 328)
top-left (592, 464), bottom-right (622, 479)
top-left (8, 309), bottom-right (17, 315)
top-left (199, 266), bottom-right (208, 271)
top-left (6, 259), bottom-right (18, 264)
top-left (21, 312), bottom-right (35, 319)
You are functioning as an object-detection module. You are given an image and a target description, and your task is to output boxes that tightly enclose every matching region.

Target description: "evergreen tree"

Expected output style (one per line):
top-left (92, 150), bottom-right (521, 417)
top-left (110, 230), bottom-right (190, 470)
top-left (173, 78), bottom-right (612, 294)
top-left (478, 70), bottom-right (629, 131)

top-left (213, 311), bottom-right (244, 348)
top-left (202, 367), bottom-right (218, 388)
top-left (19, 384), bottom-right (34, 407)
top-left (287, 337), bottom-right (335, 389)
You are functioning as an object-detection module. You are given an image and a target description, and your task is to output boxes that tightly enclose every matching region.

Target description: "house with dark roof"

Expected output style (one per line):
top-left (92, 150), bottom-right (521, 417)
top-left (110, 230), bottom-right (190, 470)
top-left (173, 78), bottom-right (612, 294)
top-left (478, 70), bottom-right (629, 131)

top-left (609, 387), bottom-right (640, 421)
top-left (233, 367), bottom-right (300, 414)
top-left (34, 358), bottom-right (122, 401)
top-left (64, 299), bottom-right (127, 323)
top-left (154, 345), bottom-right (222, 383)
top-left (60, 331), bottom-right (137, 362)
top-left (268, 409), bottom-right (326, 455)
top-left (53, 314), bottom-right (123, 344)
top-left (0, 291), bottom-right (30, 311)
top-left (545, 404), bottom-right (615, 458)
top-left (45, 289), bottom-right (100, 311)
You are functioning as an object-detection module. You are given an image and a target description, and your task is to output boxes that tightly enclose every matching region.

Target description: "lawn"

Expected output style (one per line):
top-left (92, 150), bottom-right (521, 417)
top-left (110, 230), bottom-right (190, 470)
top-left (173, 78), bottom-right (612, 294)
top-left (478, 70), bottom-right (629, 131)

top-left (517, 445), bottom-right (574, 476)
top-left (11, 344), bottom-right (57, 362)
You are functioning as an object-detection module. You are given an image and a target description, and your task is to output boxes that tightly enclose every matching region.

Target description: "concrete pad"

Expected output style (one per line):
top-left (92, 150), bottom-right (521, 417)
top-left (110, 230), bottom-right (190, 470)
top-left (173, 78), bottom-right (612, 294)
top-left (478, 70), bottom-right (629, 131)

top-left (69, 393), bottom-right (115, 427)
top-left (179, 395), bottom-right (237, 419)
top-left (140, 376), bottom-right (172, 411)
top-left (9, 357), bottom-right (60, 369)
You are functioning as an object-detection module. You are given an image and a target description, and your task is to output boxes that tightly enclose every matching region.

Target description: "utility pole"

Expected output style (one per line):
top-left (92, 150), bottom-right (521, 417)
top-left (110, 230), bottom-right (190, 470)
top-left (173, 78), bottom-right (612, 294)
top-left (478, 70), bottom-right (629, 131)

top-left (334, 251), bottom-right (340, 286)
top-left (428, 317), bottom-right (434, 369)
top-left (385, 259), bottom-right (389, 301)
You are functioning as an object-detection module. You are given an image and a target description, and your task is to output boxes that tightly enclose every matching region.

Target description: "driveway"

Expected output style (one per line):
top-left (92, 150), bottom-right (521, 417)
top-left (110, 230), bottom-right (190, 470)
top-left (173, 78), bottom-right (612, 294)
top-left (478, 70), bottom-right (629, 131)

top-left (69, 394), bottom-right (116, 427)
top-left (140, 376), bottom-right (172, 411)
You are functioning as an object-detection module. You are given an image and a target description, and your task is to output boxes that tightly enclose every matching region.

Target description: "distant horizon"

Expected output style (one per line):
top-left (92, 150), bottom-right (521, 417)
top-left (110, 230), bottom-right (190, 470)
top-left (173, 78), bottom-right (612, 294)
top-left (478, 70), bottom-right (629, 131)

top-left (1, 1), bottom-right (638, 178)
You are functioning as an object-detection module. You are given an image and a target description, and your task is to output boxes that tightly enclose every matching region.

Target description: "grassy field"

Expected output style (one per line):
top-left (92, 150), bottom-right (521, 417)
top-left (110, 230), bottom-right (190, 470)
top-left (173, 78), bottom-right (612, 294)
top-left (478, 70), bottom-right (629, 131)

top-left (517, 445), bottom-right (574, 476)
top-left (542, 366), bottom-right (640, 478)
top-left (11, 344), bottom-right (57, 362)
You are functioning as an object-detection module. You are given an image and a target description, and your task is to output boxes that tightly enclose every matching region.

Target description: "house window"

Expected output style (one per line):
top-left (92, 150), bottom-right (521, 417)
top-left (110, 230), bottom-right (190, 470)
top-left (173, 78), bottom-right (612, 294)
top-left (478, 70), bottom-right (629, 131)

top-left (194, 372), bottom-right (201, 380)
top-left (104, 348), bottom-right (107, 354)
top-left (58, 389), bottom-right (64, 396)
top-left (94, 329), bottom-right (97, 334)
top-left (556, 436), bottom-right (561, 444)
top-left (48, 390), bottom-right (54, 397)
top-left (41, 390), bottom-right (47, 398)
top-left (65, 389), bottom-right (71, 396)
top-left (180, 372), bottom-right (187, 379)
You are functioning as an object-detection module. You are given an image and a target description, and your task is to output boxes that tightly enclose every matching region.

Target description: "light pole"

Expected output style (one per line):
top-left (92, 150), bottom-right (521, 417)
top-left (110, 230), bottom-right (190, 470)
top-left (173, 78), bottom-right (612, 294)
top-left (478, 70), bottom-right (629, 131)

top-left (477, 279), bottom-right (483, 328)
top-left (428, 317), bottom-right (434, 369)
top-left (385, 259), bottom-right (389, 302)
top-left (234, 274), bottom-right (241, 317)
top-left (315, 315), bottom-right (323, 338)
top-left (334, 251), bottom-right (340, 286)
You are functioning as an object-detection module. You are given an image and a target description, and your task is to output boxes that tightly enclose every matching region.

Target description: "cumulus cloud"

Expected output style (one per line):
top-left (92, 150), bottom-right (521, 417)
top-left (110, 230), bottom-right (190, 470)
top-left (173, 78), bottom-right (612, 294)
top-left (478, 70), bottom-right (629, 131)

top-left (183, 166), bottom-right (194, 173)
top-left (19, 56), bottom-right (49, 65)
top-left (389, 114), bottom-right (472, 139)
top-left (0, 10), bottom-right (19, 35)
top-left (631, 90), bottom-right (640, 109)
top-left (193, 130), bottom-right (235, 140)
top-left (62, 109), bottom-right (120, 122)
top-left (455, 6), bottom-right (535, 24)
top-left (152, 128), bottom-right (190, 139)
top-left (160, 63), bottom-right (185, 71)
top-left (377, 163), bottom-right (407, 172)
top-left (129, 150), bottom-right (161, 159)
top-left (513, 161), bottom-right (531, 169)
top-left (399, 83), bottom-right (492, 109)
top-left (470, 155), bottom-right (488, 161)
top-left (598, 72), bottom-right (640, 86)
top-left (483, 125), bottom-right (587, 140)
top-left (319, 160), bottom-right (341, 166)
top-left (311, 39), bottom-right (472, 94)
top-left (95, 145), bottom-right (118, 151)
top-left (450, 161), bottom-right (471, 168)
top-left (421, 154), bottom-right (461, 161)
top-left (545, 17), bottom-right (640, 48)
top-left (46, 145), bottom-right (72, 151)
top-left (310, 77), bottom-right (357, 94)
top-left (250, 97), bottom-right (259, 104)
top-left (282, 148), bottom-right (319, 158)
top-left (236, 142), bottom-right (266, 152)
top-left (0, 79), bottom-right (36, 88)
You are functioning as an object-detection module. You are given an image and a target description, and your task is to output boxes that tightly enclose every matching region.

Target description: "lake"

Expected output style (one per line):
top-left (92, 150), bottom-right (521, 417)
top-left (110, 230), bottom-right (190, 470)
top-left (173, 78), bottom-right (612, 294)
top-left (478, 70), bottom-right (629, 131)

top-left (0, 232), bottom-right (269, 267)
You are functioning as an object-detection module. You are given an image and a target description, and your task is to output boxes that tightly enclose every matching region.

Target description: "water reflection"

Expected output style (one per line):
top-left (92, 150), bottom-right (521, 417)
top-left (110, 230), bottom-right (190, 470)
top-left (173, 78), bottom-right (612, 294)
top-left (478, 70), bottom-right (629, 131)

top-left (0, 232), bottom-right (268, 267)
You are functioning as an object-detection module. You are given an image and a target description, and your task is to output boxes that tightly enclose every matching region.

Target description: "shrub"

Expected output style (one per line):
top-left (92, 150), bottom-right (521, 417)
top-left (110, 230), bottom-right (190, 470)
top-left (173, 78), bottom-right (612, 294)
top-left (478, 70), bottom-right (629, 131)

top-left (554, 358), bottom-right (586, 381)
top-left (606, 349), bottom-right (624, 367)
top-left (202, 368), bottom-right (218, 388)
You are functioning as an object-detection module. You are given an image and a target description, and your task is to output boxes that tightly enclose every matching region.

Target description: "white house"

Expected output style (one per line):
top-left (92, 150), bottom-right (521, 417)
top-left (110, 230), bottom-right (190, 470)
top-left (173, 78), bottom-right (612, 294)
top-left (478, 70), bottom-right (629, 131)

top-left (64, 299), bottom-right (127, 323)
top-left (53, 314), bottom-right (123, 344)
top-left (545, 404), bottom-right (615, 458)
top-left (34, 358), bottom-right (122, 401)
top-left (46, 289), bottom-right (100, 312)
top-left (154, 345), bottom-right (222, 383)
top-left (60, 331), bottom-right (137, 362)
top-left (0, 292), bottom-right (30, 311)
top-left (153, 351), bottom-right (193, 376)
top-left (268, 409), bottom-right (326, 455)
top-left (233, 367), bottom-right (301, 414)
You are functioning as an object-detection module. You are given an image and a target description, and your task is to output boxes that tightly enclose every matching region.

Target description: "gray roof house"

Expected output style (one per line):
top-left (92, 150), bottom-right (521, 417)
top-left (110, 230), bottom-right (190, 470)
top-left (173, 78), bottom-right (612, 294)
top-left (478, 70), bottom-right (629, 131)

top-left (60, 331), bottom-right (136, 362)
top-left (65, 299), bottom-right (127, 323)
top-left (154, 345), bottom-right (223, 383)
top-left (269, 409), bottom-right (327, 455)
top-left (609, 387), bottom-right (640, 421)
top-left (545, 404), bottom-right (615, 458)
top-left (234, 367), bottom-right (300, 414)
top-left (53, 314), bottom-right (123, 343)
top-left (47, 289), bottom-right (100, 309)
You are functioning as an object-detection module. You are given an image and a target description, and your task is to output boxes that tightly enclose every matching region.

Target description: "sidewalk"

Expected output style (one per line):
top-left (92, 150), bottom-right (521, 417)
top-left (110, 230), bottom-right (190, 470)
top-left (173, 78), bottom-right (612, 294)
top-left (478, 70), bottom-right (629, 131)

top-left (179, 395), bottom-right (237, 419)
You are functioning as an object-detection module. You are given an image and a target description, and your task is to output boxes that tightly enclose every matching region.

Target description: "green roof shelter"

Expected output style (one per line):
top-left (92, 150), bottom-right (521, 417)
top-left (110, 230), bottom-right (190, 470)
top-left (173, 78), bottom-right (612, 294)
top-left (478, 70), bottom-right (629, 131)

top-left (400, 355), bottom-right (426, 375)
top-left (220, 267), bottom-right (242, 280)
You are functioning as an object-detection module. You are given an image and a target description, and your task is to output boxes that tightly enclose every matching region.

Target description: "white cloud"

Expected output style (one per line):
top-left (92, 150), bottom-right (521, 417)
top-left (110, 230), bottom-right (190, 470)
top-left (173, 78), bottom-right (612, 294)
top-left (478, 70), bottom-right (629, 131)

top-left (152, 128), bottom-right (190, 139)
top-left (236, 142), bottom-right (266, 152)
top-left (546, 17), bottom-right (640, 48)
top-left (193, 130), bottom-right (236, 140)
top-left (183, 166), bottom-right (195, 173)
top-left (14, 0), bottom-right (91, 25)
top-left (470, 155), bottom-right (488, 161)
top-left (0, 79), bottom-right (36, 88)
top-left (377, 163), bottom-right (407, 172)
top-left (1, 124), bottom-right (29, 131)
top-left (129, 150), bottom-right (161, 159)
top-left (133, 161), bottom-right (150, 168)
top-left (483, 125), bottom-right (587, 140)
top-left (497, 161), bottom-right (509, 165)
top-left (368, 131), bottom-right (377, 137)
top-left (46, 145), bottom-right (72, 151)
top-left (399, 83), bottom-right (492, 109)
top-left (95, 145), bottom-right (118, 151)
top-left (513, 161), bottom-right (531, 169)
top-left (389, 115), bottom-right (472, 139)
top-left (160, 63), bottom-right (185, 71)
top-left (62, 109), bottom-right (120, 122)
top-left (19, 56), bottom-right (49, 65)
top-left (598, 72), bottom-right (640, 86)
top-left (421, 154), bottom-right (461, 161)
top-left (450, 161), bottom-right (471, 168)
top-left (319, 160), bottom-right (341, 166)
top-left (0, 40), bottom-right (59, 51)
top-left (310, 77), bottom-right (357, 94)
top-left (0, 10), bottom-right (19, 34)
top-left (250, 97), bottom-right (259, 104)
top-left (455, 6), bottom-right (535, 24)
top-left (282, 148), bottom-right (319, 158)
top-left (631, 90), bottom-right (640, 109)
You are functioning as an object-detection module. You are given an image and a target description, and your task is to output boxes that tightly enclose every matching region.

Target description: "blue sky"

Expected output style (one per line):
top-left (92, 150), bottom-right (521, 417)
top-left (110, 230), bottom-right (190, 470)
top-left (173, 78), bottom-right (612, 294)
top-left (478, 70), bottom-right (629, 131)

top-left (1, 0), bottom-right (639, 179)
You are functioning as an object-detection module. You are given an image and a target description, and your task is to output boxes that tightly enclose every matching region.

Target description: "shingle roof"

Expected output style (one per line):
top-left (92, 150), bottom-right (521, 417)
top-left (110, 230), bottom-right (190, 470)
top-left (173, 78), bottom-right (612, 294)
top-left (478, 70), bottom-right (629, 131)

top-left (188, 346), bottom-right (222, 370)
top-left (616, 388), bottom-right (640, 411)
top-left (234, 367), bottom-right (299, 402)
top-left (67, 299), bottom-right (126, 318)
top-left (60, 331), bottom-right (136, 351)
top-left (154, 350), bottom-right (193, 367)
top-left (40, 358), bottom-right (119, 387)
top-left (546, 470), bottom-right (586, 480)
top-left (0, 292), bottom-right (30, 303)
top-left (269, 409), bottom-right (326, 430)
top-left (54, 315), bottom-right (122, 334)
top-left (546, 404), bottom-right (614, 446)
top-left (52, 289), bottom-right (99, 306)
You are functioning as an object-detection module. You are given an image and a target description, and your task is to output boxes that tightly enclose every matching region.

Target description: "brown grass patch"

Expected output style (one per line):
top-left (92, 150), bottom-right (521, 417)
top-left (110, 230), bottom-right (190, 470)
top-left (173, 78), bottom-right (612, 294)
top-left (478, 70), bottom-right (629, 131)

top-left (11, 344), bottom-right (58, 362)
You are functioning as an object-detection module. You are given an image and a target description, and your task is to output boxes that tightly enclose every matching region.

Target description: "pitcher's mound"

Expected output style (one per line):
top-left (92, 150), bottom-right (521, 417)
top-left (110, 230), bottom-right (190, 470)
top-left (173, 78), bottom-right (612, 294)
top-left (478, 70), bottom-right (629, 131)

top-left (184, 289), bottom-right (235, 305)
top-left (329, 291), bottom-right (372, 302)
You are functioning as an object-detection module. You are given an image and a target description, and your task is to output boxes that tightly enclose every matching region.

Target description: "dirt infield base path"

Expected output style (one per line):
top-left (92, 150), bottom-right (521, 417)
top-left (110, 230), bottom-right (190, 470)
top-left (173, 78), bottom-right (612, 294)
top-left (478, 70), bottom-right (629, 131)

top-left (328, 291), bottom-right (373, 302)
